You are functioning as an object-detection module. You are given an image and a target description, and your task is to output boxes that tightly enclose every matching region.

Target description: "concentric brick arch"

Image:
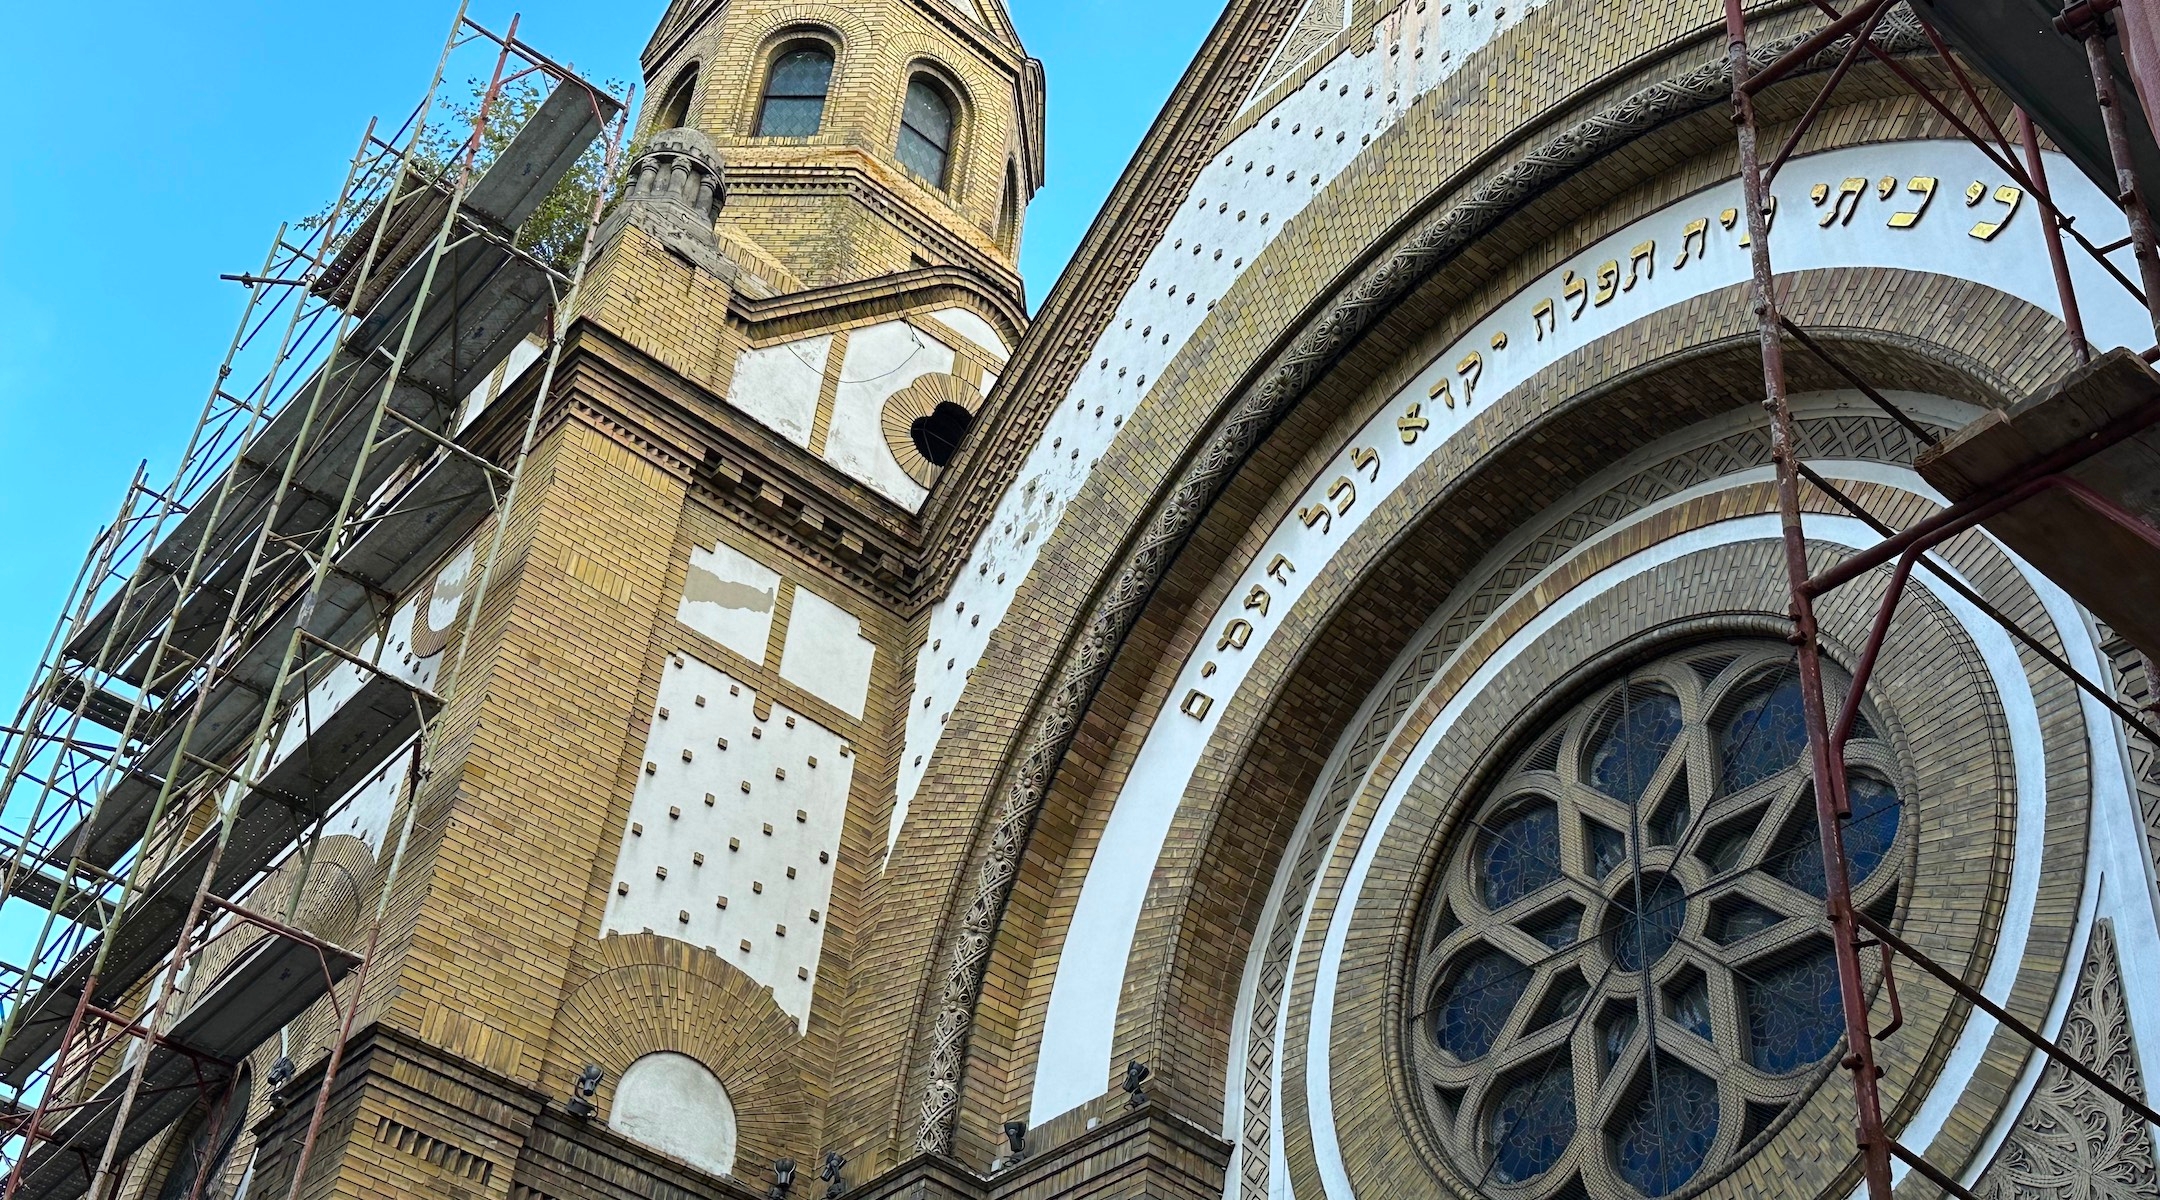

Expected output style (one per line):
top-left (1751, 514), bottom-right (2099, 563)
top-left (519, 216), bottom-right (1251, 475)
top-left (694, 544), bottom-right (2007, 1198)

top-left (964, 256), bottom-right (2079, 1153)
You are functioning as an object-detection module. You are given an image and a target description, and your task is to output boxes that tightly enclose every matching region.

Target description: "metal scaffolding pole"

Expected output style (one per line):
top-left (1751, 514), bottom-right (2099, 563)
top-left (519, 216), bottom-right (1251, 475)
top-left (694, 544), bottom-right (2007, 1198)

top-left (1719, 1), bottom-right (2160, 1197)
top-left (0, 6), bottom-right (628, 1195)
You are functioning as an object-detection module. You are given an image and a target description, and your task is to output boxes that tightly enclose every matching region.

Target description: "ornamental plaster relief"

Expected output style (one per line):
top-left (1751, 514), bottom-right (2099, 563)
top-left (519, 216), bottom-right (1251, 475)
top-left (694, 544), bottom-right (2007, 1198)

top-left (1028, 137), bottom-right (2142, 1121)
top-left (1972, 919), bottom-right (2158, 1200)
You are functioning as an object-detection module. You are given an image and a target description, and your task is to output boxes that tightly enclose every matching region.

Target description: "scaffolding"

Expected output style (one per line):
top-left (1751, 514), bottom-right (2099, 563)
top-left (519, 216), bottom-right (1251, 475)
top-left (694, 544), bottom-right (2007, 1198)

top-left (1720, 0), bottom-right (2160, 1196)
top-left (0, 7), bottom-right (627, 1198)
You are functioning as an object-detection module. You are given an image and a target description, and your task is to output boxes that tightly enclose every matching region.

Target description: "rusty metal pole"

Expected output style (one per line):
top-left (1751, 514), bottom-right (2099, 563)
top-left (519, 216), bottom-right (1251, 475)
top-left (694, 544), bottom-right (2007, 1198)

top-left (2081, 24), bottom-right (2160, 339)
top-left (2018, 109), bottom-right (2093, 363)
top-left (1723, 4), bottom-right (1897, 1198)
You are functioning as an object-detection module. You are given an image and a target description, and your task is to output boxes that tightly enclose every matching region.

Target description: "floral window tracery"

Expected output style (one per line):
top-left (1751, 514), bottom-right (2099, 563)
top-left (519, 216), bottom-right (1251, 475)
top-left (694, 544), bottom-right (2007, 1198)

top-left (1409, 641), bottom-right (1910, 1198)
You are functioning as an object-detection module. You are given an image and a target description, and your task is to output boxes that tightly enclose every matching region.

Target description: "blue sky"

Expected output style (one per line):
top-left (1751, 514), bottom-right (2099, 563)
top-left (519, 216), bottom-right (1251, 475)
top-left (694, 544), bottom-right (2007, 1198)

top-left (0, 0), bottom-right (1225, 710)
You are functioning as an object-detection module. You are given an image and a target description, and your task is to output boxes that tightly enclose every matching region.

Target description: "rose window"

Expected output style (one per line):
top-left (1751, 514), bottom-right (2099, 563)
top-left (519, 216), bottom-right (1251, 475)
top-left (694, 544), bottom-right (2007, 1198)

top-left (1409, 641), bottom-right (1908, 1198)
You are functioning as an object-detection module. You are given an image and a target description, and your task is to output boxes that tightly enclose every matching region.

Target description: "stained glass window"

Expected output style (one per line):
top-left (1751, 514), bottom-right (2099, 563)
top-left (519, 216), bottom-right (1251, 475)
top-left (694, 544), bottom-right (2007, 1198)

top-left (1478, 803), bottom-right (1562, 909)
top-left (1606, 873), bottom-right (1684, 972)
top-left (1587, 687), bottom-right (1682, 803)
top-left (1744, 943), bottom-right (1845, 1073)
top-left (1433, 948), bottom-right (1529, 1060)
top-left (1587, 819), bottom-right (1626, 879)
top-left (1773, 775), bottom-right (1902, 899)
top-left (1411, 641), bottom-right (1910, 1198)
top-left (1610, 1058), bottom-right (1720, 1197)
top-left (897, 76), bottom-right (956, 187)
top-left (756, 46), bottom-right (834, 138)
top-left (1489, 1064), bottom-right (1576, 1183)
top-left (1719, 673), bottom-right (1809, 793)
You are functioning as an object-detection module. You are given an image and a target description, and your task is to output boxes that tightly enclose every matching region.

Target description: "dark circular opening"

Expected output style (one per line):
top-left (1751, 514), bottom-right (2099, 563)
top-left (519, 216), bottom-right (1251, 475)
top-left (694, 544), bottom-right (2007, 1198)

top-left (910, 401), bottom-right (975, 467)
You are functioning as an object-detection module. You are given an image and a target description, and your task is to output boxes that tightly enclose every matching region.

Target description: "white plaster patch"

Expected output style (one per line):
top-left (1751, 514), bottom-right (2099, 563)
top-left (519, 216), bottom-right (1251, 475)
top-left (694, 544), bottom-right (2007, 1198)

top-left (778, 585), bottom-right (876, 719)
top-left (601, 656), bottom-right (853, 1030)
top-left (727, 334), bottom-right (832, 449)
top-left (824, 321), bottom-right (954, 509)
top-left (423, 542), bottom-right (477, 640)
top-left (928, 307), bottom-right (1010, 362)
top-left (678, 541), bottom-right (781, 663)
top-left (610, 1050), bottom-right (739, 1178)
top-left (456, 333), bottom-right (545, 433)
top-left (1025, 138), bottom-right (2135, 1119)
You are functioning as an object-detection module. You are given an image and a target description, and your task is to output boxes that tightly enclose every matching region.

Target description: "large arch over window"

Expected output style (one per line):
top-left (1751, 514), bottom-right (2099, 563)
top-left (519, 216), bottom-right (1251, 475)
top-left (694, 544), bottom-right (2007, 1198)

top-left (896, 74), bottom-right (957, 188)
top-left (610, 1051), bottom-right (738, 1178)
top-left (653, 65), bottom-right (699, 131)
top-left (756, 40), bottom-right (834, 138)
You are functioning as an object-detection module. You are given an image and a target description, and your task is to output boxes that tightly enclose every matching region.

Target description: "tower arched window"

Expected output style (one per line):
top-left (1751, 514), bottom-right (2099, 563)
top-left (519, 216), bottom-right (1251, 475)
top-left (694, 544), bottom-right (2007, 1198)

top-left (897, 75), bottom-right (956, 188)
top-left (654, 66), bottom-right (699, 131)
top-left (997, 162), bottom-right (1022, 252)
top-left (757, 43), bottom-right (834, 137)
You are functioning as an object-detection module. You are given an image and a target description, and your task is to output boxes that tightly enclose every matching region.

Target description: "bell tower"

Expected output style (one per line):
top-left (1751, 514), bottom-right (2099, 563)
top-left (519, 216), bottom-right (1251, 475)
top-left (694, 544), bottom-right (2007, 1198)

top-left (637, 0), bottom-right (1044, 301)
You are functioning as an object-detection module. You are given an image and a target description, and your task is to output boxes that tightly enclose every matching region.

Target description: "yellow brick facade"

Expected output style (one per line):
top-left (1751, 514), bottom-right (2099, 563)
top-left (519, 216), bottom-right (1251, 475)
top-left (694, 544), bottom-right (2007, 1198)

top-left (86, 1), bottom-right (2160, 1199)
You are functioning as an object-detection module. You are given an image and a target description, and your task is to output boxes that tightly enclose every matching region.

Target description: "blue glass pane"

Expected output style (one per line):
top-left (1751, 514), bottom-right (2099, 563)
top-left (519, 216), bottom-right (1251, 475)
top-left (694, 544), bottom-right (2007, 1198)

top-left (1773, 778), bottom-right (1901, 899)
top-left (1489, 1065), bottom-right (1576, 1184)
top-left (1844, 776), bottom-right (1902, 885)
top-left (1608, 873), bottom-right (1685, 972)
top-left (758, 97), bottom-right (826, 137)
top-left (1588, 821), bottom-right (1626, 879)
top-left (1588, 689), bottom-right (1682, 804)
top-left (1668, 977), bottom-right (1712, 1043)
top-left (1434, 949), bottom-right (1529, 1060)
top-left (1719, 676), bottom-right (1809, 793)
top-left (767, 49), bottom-right (833, 98)
top-left (1479, 804), bottom-right (1562, 909)
top-left (1610, 1058), bottom-right (1720, 1197)
top-left (1745, 945), bottom-right (1844, 1073)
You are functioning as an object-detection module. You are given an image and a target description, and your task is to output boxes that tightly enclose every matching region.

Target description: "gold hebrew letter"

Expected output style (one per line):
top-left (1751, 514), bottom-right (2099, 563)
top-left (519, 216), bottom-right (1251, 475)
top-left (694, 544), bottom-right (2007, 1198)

top-left (1532, 298), bottom-right (1557, 339)
top-left (1625, 240), bottom-right (1654, 290)
top-left (1180, 689), bottom-right (1214, 720)
top-left (1243, 584), bottom-right (1271, 615)
top-left (1397, 401), bottom-right (1429, 443)
top-left (1817, 177), bottom-right (1865, 227)
top-left (1593, 260), bottom-right (1620, 306)
top-left (1564, 270), bottom-right (1589, 319)
top-left (1887, 176), bottom-right (1937, 229)
top-left (1457, 352), bottom-right (1483, 404)
top-left (1351, 445), bottom-right (1380, 481)
top-left (1328, 476), bottom-right (1356, 515)
top-left (1490, 330), bottom-right (1509, 351)
top-left (1429, 376), bottom-right (1454, 409)
top-left (1674, 218), bottom-right (1708, 269)
top-left (1876, 175), bottom-right (1896, 200)
top-left (1968, 184), bottom-right (2024, 240)
top-left (1217, 619), bottom-right (1253, 652)
top-left (1267, 554), bottom-right (1295, 586)
top-left (1298, 503), bottom-right (1331, 534)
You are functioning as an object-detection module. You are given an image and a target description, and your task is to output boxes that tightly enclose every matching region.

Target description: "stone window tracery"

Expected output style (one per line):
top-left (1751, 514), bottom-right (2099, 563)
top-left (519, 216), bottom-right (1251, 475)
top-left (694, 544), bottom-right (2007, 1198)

top-left (1409, 641), bottom-right (1909, 1199)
